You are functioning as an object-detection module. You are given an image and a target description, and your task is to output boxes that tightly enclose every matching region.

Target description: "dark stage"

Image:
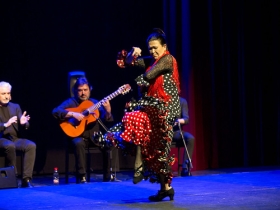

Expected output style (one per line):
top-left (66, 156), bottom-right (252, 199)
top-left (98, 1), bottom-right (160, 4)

top-left (1, 166), bottom-right (280, 210)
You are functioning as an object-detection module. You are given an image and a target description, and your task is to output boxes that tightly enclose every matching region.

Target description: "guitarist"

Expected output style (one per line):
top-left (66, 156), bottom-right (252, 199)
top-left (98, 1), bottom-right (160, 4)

top-left (52, 77), bottom-right (113, 183)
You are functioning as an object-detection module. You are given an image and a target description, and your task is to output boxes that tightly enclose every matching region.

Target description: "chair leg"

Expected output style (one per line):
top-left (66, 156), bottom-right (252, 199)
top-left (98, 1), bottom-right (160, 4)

top-left (177, 147), bottom-right (181, 176)
top-left (102, 149), bottom-right (110, 181)
top-left (86, 148), bottom-right (91, 182)
top-left (65, 149), bottom-right (69, 184)
top-left (75, 162), bottom-right (79, 184)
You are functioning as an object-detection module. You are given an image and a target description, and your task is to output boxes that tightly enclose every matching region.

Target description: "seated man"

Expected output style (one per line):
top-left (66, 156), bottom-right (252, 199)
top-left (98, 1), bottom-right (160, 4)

top-left (0, 81), bottom-right (36, 187)
top-left (173, 97), bottom-right (195, 177)
top-left (52, 77), bottom-right (113, 183)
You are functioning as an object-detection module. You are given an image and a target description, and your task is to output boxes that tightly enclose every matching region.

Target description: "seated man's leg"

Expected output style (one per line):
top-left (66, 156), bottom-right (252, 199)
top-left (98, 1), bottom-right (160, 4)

top-left (99, 146), bottom-right (111, 182)
top-left (0, 138), bottom-right (16, 172)
top-left (72, 137), bottom-right (87, 183)
top-left (173, 131), bottom-right (195, 176)
top-left (14, 138), bottom-right (36, 187)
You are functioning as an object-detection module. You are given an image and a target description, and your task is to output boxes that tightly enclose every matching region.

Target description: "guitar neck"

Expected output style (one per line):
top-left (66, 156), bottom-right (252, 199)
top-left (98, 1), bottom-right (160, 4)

top-left (87, 89), bottom-right (122, 113)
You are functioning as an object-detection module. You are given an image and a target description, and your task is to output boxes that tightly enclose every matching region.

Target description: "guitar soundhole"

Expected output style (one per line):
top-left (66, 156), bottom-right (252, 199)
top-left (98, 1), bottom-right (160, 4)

top-left (68, 117), bottom-right (81, 127)
top-left (82, 110), bottom-right (89, 116)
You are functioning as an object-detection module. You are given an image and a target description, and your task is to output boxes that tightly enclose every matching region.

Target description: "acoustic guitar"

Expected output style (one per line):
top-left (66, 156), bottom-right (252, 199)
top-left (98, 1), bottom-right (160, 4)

top-left (60, 84), bottom-right (131, 137)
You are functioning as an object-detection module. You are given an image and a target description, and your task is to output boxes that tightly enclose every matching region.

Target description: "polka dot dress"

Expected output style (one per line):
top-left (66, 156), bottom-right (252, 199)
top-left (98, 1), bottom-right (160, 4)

top-left (105, 54), bottom-right (180, 184)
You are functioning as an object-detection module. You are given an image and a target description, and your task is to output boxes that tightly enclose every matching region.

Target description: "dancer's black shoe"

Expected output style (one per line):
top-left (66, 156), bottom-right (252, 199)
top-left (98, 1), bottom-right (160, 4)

top-left (148, 188), bottom-right (175, 201)
top-left (133, 165), bottom-right (144, 184)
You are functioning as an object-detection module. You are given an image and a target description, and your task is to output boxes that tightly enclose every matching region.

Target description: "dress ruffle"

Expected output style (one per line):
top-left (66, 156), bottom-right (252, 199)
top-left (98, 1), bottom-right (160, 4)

top-left (120, 110), bottom-right (151, 145)
top-left (103, 96), bottom-right (175, 184)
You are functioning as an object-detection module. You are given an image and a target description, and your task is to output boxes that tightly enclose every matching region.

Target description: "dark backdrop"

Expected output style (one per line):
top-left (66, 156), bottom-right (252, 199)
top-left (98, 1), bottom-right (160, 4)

top-left (166, 0), bottom-right (280, 170)
top-left (1, 0), bottom-right (279, 173)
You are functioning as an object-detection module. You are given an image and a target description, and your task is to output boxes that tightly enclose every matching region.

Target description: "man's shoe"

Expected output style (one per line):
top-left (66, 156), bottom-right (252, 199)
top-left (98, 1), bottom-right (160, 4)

top-left (21, 178), bottom-right (33, 188)
top-left (181, 168), bottom-right (192, 177)
top-left (80, 176), bottom-right (87, 184)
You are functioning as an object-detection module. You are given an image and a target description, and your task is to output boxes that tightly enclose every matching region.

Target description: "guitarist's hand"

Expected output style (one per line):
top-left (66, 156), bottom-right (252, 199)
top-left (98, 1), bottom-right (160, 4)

top-left (74, 113), bottom-right (85, 121)
top-left (102, 100), bottom-right (111, 114)
top-left (68, 112), bottom-right (84, 121)
top-left (102, 100), bottom-right (112, 120)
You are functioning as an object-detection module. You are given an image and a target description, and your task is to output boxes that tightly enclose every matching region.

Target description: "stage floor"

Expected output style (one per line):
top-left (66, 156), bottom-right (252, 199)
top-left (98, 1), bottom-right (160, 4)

top-left (1, 166), bottom-right (280, 210)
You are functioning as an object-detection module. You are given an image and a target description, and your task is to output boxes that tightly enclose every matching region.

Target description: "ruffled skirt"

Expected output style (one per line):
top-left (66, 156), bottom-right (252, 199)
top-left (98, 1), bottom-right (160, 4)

top-left (104, 97), bottom-right (176, 184)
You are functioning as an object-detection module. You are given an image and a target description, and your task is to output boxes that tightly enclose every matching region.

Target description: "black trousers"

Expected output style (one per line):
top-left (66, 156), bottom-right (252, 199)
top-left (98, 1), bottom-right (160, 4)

top-left (0, 138), bottom-right (36, 179)
top-left (172, 131), bottom-right (195, 168)
top-left (71, 137), bottom-right (110, 179)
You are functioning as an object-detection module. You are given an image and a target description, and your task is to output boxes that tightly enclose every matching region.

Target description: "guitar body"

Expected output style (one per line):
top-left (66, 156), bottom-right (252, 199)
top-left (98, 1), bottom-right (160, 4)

top-left (60, 100), bottom-right (100, 137)
top-left (58, 84), bottom-right (131, 137)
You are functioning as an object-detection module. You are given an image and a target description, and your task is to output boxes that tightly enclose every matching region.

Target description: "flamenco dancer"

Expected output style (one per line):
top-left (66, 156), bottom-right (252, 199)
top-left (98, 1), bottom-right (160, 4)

top-left (95, 28), bottom-right (181, 201)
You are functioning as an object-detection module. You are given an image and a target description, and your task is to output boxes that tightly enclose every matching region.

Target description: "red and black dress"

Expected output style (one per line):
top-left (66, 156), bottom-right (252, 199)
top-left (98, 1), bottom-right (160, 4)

top-left (106, 51), bottom-right (180, 184)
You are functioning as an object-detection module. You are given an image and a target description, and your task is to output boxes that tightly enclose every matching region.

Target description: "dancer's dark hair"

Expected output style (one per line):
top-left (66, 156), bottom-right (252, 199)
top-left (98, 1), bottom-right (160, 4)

top-left (146, 28), bottom-right (167, 47)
